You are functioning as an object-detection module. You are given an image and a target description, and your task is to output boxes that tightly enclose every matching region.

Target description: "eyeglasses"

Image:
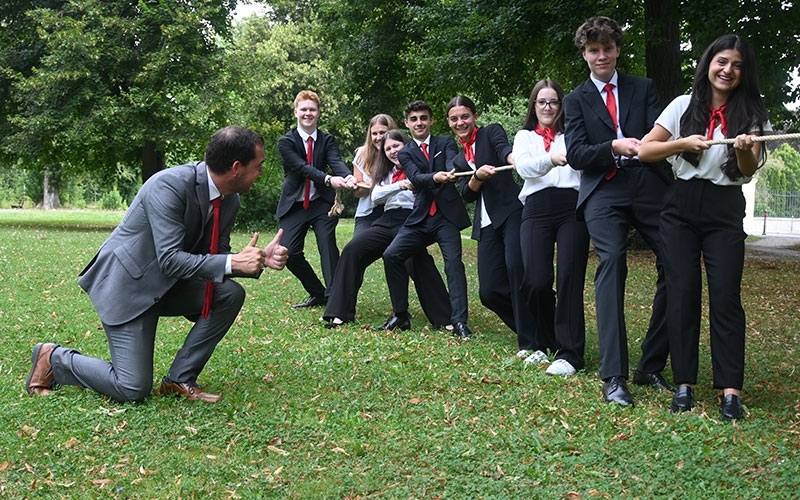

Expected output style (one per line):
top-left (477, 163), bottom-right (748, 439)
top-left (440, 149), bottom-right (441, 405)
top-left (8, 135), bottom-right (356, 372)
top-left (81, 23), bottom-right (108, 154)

top-left (535, 100), bottom-right (561, 109)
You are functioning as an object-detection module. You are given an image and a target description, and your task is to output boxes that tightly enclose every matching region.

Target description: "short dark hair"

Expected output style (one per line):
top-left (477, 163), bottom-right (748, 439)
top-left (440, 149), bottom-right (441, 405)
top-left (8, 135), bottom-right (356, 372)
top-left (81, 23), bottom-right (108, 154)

top-left (574, 16), bottom-right (624, 50)
top-left (404, 100), bottom-right (433, 120)
top-left (204, 126), bottom-right (264, 174)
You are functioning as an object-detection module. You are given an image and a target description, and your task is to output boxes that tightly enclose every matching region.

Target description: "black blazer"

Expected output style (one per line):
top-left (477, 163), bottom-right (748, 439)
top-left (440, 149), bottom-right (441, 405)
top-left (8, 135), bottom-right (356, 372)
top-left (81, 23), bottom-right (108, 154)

top-left (454, 123), bottom-right (521, 241)
top-left (275, 128), bottom-right (351, 218)
top-left (563, 73), bottom-right (667, 216)
top-left (398, 135), bottom-right (470, 230)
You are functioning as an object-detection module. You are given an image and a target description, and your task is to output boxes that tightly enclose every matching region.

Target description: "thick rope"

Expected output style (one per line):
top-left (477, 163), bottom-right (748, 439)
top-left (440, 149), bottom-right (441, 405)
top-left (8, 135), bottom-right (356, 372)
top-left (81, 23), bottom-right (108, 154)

top-left (706, 132), bottom-right (800, 146)
top-left (328, 188), bottom-right (344, 217)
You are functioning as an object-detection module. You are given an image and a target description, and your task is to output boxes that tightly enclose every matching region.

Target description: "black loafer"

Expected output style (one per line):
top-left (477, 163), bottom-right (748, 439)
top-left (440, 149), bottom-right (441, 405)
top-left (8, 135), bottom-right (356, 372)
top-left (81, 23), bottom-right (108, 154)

top-left (452, 322), bottom-right (473, 339)
top-left (373, 314), bottom-right (411, 331)
top-left (670, 385), bottom-right (694, 413)
top-left (292, 295), bottom-right (326, 308)
top-left (633, 370), bottom-right (677, 392)
top-left (720, 394), bottom-right (745, 421)
top-left (602, 376), bottom-right (634, 407)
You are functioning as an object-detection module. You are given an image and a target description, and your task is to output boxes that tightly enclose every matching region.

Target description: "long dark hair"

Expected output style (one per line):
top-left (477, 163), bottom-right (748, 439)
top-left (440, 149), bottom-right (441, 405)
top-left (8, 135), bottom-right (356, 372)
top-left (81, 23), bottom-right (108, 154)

top-left (680, 34), bottom-right (769, 180)
top-left (373, 129), bottom-right (411, 183)
top-left (521, 79), bottom-right (565, 133)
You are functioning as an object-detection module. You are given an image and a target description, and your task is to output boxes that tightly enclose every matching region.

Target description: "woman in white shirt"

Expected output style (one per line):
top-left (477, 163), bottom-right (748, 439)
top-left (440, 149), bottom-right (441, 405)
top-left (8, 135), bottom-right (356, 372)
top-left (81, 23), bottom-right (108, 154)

top-left (513, 79), bottom-right (590, 377)
top-left (352, 114), bottom-right (397, 236)
top-left (639, 34), bottom-right (771, 420)
top-left (323, 130), bottom-right (450, 329)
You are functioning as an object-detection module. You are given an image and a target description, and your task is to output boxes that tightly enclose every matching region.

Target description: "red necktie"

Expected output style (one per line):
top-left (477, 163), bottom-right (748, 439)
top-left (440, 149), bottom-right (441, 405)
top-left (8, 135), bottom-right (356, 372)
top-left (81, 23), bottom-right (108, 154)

top-left (201, 197), bottom-right (221, 319)
top-left (604, 83), bottom-right (618, 181)
top-left (534, 124), bottom-right (555, 152)
top-left (421, 143), bottom-right (437, 216)
top-left (458, 127), bottom-right (478, 164)
top-left (708, 104), bottom-right (728, 139)
top-left (303, 136), bottom-right (313, 209)
top-left (391, 166), bottom-right (406, 183)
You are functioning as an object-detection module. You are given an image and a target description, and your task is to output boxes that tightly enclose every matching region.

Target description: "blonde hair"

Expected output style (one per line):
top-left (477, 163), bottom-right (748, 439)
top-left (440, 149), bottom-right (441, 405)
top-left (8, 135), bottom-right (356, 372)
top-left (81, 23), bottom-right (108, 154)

top-left (355, 114), bottom-right (397, 177)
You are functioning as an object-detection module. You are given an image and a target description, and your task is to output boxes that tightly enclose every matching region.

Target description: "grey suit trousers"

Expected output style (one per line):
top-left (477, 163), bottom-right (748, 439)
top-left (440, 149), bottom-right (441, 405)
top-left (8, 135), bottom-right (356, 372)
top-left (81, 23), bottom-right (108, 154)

top-left (50, 279), bottom-right (245, 402)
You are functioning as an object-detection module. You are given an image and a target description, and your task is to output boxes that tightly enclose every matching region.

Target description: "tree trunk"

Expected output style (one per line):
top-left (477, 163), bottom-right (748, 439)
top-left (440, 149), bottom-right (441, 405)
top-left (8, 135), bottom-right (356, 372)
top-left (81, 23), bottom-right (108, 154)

top-left (141, 139), bottom-right (165, 183)
top-left (644, 0), bottom-right (683, 108)
top-left (40, 165), bottom-right (61, 210)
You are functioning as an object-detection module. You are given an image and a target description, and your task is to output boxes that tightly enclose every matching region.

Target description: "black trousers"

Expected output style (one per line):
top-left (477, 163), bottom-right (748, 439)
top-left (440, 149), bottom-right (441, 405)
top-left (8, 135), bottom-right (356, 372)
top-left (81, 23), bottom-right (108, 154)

top-left (323, 208), bottom-right (451, 325)
top-left (660, 178), bottom-right (747, 390)
top-left (583, 167), bottom-right (670, 380)
top-left (383, 213), bottom-right (468, 324)
top-left (476, 209), bottom-right (538, 350)
top-left (280, 199), bottom-right (339, 299)
top-left (520, 187), bottom-right (589, 367)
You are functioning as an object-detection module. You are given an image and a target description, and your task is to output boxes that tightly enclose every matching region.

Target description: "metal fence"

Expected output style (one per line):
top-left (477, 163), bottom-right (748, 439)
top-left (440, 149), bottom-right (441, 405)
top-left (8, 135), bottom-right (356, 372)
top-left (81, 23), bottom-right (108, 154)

top-left (754, 186), bottom-right (800, 218)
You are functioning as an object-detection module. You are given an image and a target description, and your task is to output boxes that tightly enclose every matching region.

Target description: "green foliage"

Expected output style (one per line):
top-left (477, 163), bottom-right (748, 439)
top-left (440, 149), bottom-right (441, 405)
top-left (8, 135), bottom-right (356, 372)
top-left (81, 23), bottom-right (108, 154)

top-left (2, 212), bottom-right (800, 497)
top-left (98, 187), bottom-right (125, 211)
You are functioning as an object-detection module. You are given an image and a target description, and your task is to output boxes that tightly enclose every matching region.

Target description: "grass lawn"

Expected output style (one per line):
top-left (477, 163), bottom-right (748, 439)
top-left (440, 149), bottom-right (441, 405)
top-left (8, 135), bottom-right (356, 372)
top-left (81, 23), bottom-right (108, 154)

top-left (1, 209), bottom-right (799, 498)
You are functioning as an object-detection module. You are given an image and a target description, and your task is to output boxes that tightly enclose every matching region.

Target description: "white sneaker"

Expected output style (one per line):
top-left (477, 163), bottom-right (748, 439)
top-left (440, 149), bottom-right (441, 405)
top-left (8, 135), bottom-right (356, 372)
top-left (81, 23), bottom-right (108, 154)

top-left (515, 349), bottom-right (532, 359)
top-left (522, 350), bottom-right (549, 365)
top-left (546, 359), bottom-right (577, 376)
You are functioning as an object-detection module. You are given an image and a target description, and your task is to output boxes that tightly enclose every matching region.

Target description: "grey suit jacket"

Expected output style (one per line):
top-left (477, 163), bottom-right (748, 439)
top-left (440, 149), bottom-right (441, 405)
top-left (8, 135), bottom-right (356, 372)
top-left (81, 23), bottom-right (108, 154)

top-left (78, 162), bottom-right (238, 326)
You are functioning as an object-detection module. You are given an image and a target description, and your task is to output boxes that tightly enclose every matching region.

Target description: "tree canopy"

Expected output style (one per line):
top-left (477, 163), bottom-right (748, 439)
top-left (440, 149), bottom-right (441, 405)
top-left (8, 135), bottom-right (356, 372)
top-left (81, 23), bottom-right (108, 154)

top-left (2, 0), bottom-right (799, 217)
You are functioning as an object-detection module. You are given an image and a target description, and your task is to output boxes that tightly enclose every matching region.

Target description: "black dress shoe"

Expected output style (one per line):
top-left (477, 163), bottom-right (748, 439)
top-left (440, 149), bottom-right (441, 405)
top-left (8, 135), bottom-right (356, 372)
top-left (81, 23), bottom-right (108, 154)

top-left (670, 385), bottom-right (694, 413)
top-left (292, 295), bottom-right (326, 308)
top-left (633, 370), bottom-right (677, 392)
top-left (720, 394), bottom-right (745, 421)
top-left (602, 376), bottom-right (634, 407)
top-left (373, 314), bottom-right (411, 331)
top-left (452, 322), bottom-right (472, 339)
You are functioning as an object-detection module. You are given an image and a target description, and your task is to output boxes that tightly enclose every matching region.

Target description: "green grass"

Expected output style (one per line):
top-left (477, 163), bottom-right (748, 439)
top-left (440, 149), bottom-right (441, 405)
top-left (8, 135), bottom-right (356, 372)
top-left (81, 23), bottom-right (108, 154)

top-left (1, 208), bottom-right (799, 498)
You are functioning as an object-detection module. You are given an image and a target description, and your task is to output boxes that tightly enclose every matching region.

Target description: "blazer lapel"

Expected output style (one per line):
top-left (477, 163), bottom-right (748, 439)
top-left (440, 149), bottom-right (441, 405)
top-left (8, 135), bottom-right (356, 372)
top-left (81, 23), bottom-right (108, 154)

top-left (583, 80), bottom-right (616, 133)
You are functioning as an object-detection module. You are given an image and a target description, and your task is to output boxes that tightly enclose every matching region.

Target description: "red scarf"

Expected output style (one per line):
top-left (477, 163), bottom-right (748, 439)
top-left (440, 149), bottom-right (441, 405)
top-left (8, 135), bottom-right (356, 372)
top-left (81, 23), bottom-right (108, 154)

top-left (534, 124), bottom-right (556, 152)
top-left (708, 104), bottom-right (728, 139)
top-left (458, 127), bottom-right (479, 164)
top-left (391, 165), bottom-right (405, 183)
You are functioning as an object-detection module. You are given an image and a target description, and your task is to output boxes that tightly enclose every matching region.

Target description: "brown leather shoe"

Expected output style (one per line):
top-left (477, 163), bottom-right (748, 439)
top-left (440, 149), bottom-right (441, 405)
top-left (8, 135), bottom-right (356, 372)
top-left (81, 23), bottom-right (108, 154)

top-left (26, 343), bottom-right (57, 396)
top-left (159, 378), bottom-right (221, 403)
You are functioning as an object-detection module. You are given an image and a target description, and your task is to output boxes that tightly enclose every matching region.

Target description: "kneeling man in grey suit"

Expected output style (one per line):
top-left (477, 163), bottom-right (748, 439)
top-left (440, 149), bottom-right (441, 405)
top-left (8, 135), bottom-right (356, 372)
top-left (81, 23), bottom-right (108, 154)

top-left (25, 126), bottom-right (288, 403)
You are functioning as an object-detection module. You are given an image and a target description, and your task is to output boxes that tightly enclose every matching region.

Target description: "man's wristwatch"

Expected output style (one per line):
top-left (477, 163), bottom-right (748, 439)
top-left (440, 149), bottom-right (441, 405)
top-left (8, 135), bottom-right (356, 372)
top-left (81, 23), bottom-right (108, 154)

top-left (324, 175), bottom-right (332, 187)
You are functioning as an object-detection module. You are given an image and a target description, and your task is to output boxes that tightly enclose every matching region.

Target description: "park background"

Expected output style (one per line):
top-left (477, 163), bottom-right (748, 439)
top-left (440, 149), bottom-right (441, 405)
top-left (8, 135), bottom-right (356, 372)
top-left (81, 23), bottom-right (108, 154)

top-left (2, 1), bottom-right (800, 497)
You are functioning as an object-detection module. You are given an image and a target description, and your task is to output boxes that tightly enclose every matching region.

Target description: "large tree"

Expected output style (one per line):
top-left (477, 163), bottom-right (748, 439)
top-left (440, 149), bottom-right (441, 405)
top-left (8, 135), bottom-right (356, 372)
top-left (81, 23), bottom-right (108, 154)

top-left (318, 0), bottom-right (799, 132)
top-left (2, 0), bottom-right (237, 186)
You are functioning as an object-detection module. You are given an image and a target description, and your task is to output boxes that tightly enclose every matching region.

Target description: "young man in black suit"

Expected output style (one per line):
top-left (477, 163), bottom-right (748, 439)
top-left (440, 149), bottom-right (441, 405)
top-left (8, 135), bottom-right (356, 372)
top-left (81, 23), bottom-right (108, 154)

top-left (276, 90), bottom-right (356, 308)
top-left (381, 100), bottom-right (473, 338)
top-left (563, 17), bottom-right (674, 406)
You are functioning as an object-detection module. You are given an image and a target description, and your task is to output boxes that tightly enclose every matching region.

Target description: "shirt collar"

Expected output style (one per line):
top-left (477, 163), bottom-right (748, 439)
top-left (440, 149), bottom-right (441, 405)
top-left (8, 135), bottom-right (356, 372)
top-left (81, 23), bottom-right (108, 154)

top-left (207, 166), bottom-right (221, 202)
top-left (590, 71), bottom-right (619, 94)
top-left (414, 136), bottom-right (431, 148)
top-left (297, 128), bottom-right (318, 143)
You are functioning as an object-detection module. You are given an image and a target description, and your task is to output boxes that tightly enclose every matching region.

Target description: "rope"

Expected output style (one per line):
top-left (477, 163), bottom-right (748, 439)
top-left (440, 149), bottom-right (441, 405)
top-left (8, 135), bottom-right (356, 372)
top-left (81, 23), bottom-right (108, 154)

top-left (705, 132), bottom-right (800, 146)
top-left (328, 188), bottom-right (344, 217)
top-left (452, 165), bottom-right (515, 177)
